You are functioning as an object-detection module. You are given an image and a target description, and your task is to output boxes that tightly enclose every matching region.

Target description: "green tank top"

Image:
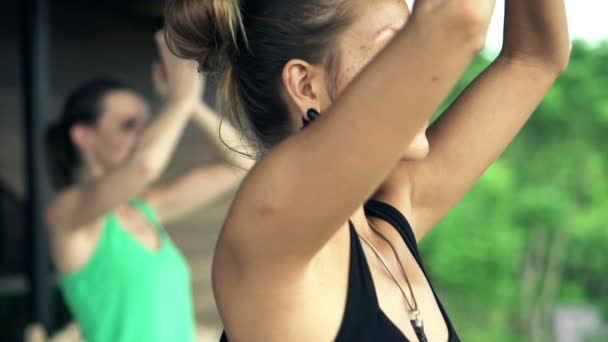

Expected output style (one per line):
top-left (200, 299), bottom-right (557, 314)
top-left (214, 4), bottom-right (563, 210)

top-left (60, 200), bottom-right (195, 342)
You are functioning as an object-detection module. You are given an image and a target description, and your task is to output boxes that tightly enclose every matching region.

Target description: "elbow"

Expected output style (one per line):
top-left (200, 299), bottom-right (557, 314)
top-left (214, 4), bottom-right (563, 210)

top-left (130, 152), bottom-right (163, 185)
top-left (540, 54), bottom-right (570, 77)
top-left (541, 41), bottom-right (573, 75)
top-left (549, 46), bottom-right (572, 74)
top-left (502, 40), bottom-right (572, 76)
top-left (422, 1), bottom-right (494, 55)
top-left (501, 46), bottom-right (572, 77)
top-left (456, 6), bottom-right (494, 54)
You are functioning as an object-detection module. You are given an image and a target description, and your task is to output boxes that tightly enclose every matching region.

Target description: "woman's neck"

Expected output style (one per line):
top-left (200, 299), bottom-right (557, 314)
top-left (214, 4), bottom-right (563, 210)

top-left (77, 160), bottom-right (106, 184)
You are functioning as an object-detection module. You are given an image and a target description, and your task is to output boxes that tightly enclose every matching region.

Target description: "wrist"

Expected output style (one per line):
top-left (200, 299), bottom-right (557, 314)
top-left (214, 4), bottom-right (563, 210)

top-left (164, 94), bottom-right (199, 115)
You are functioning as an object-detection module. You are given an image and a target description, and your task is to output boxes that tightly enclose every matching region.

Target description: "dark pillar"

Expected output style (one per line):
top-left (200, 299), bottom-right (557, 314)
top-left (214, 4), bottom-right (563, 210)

top-left (20, 0), bottom-right (52, 330)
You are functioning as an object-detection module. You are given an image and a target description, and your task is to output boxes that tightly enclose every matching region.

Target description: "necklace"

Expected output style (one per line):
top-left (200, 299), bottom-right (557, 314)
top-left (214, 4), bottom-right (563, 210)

top-left (356, 220), bottom-right (428, 342)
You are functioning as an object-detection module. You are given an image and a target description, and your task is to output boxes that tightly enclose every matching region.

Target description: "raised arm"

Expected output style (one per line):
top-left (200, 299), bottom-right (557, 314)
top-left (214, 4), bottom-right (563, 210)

top-left (151, 57), bottom-right (255, 170)
top-left (146, 104), bottom-right (254, 224)
top-left (224, 0), bottom-right (495, 266)
top-left (46, 32), bottom-right (201, 232)
top-left (377, 0), bottom-right (570, 240)
top-left (145, 59), bottom-right (253, 224)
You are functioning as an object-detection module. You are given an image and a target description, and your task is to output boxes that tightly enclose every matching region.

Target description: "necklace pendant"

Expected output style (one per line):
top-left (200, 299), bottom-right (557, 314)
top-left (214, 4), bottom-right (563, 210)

top-left (410, 318), bottom-right (428, 342)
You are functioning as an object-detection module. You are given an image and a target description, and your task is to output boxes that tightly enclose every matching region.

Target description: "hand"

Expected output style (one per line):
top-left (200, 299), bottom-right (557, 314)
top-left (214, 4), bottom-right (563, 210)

top-left (152, 60), bottom-right (209, 101)
top-left (154, 30), bottom-right (203, 105)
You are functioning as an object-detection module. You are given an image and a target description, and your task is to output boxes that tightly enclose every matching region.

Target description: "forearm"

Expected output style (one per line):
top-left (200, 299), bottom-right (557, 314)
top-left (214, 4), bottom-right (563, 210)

top-left (132, 97), bottom-right (196, 181)
top-left (406, 0), bottom-right (570, 234)
top-left (416, 57), bottom-right (557, 210)
top-left (501, 0), bottom-right (570, 70)
top-left (147, 163), bottom-right (245, 225)
top-left (191, 102), bottom-right (254, 170)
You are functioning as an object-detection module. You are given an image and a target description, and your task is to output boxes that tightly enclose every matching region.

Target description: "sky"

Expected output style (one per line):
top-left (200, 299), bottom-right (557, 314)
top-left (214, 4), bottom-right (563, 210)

top-left (406, 0), bottom-right (608, 52)
top-left (486, 0), bottom-right (608, 51)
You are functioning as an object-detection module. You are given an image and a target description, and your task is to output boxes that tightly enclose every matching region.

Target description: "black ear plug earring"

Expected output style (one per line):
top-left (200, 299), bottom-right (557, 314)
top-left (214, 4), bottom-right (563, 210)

top-left (302, 108), bottom-right (321, 128)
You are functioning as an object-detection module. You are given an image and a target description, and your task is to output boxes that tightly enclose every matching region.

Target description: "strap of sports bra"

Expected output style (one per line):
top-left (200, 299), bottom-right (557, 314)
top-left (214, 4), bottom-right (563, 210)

top-left (364, 199), bottom-right (419, 256)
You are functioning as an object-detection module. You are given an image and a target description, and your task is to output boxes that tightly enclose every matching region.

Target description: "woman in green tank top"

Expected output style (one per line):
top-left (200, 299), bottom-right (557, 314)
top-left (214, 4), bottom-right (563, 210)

top-left (43, 32), bottom-right (252, 342)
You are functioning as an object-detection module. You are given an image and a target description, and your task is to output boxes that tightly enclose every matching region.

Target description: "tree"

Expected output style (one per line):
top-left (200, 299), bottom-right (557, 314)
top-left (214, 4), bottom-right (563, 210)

top-left (421, 41), bottom-right (608, 341)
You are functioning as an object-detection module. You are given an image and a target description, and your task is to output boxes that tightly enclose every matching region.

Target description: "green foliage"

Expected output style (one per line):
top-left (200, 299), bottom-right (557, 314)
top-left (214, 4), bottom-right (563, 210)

top-left (421, 40), bottom-right (608, 341)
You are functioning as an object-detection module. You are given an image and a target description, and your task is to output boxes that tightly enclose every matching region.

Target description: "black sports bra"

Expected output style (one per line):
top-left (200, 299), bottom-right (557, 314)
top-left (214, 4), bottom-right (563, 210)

top-left (333, 200), bottom-right (460, 341)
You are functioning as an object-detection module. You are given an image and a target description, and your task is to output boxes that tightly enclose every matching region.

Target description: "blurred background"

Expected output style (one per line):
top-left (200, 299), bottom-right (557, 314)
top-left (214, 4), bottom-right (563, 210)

top-left (1, 0), bottom-right (607, 341)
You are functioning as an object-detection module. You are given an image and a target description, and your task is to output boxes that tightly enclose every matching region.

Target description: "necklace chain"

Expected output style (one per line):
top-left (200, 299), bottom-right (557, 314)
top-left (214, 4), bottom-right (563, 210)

top-left (356, 220), bottom-right (420, 315)
top-left (355, 219), bottom-right (428, 341)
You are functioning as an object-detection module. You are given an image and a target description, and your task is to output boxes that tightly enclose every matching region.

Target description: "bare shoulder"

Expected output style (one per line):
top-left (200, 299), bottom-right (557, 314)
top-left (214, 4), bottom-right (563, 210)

top-left (48, 216), bottom-right (105, 275)
top-left (213, 223), bottom-right (353, 342)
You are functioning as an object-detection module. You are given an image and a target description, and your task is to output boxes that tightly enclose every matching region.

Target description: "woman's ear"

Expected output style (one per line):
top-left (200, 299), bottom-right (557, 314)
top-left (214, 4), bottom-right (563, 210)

top-left (282, 59), bottom-right (326, 115)
top-left (70, 124), bottom-right (94, 153)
